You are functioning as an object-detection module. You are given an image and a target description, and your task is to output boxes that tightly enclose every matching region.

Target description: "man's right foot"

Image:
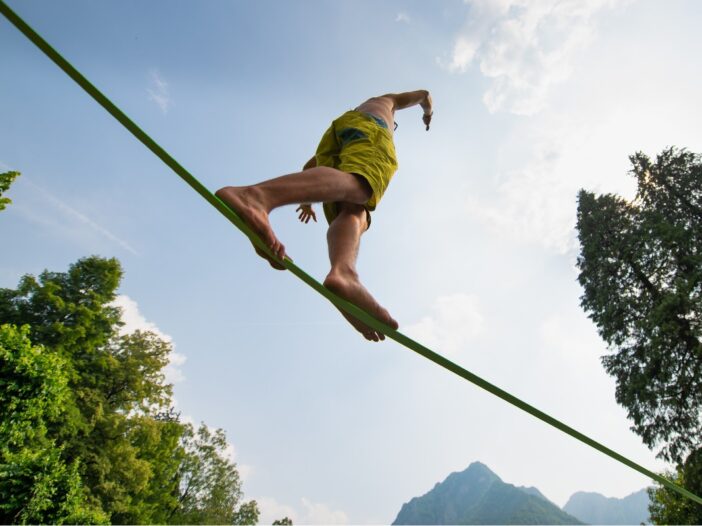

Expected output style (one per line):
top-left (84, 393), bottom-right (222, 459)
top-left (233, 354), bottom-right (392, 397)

top-left (323, 271), bottom-right (399, 342)
top-left (215, 186), bottom-right (287, 270)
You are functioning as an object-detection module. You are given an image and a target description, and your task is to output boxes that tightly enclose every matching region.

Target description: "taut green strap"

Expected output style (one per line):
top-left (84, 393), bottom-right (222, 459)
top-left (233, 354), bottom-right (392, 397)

top-left (2, 0), bottom-right (700, 506)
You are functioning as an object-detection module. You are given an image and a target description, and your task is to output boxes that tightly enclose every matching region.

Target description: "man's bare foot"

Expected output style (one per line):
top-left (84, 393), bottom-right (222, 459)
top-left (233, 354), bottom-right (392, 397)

top-left (323, 271), bottom-right (399, 342)
top-left (215, 186), bottom-right (287, 270)
top-left (254, 246), bottom-right (286, 270)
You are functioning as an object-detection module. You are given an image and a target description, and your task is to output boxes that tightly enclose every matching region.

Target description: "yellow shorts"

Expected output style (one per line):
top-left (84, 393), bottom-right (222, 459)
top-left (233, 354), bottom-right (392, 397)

top-left (314, 110), bottom-right (399, 227)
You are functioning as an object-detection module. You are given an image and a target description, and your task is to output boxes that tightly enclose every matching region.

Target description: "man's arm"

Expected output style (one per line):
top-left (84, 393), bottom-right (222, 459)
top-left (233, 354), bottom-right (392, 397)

top-left (384, 90), bottom-right (432, 114)
top-left (383, 90), bottom-right (433, 130)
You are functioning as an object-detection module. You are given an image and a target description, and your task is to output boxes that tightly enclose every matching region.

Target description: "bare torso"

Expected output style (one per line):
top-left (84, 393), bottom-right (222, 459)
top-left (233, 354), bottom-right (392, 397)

top-left (355, 97), bottom-right (396, 132)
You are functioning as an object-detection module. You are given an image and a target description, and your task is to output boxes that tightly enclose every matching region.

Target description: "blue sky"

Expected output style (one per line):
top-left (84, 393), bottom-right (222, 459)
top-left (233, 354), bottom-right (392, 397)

top-left (2, 0), bottom-right (702, 523)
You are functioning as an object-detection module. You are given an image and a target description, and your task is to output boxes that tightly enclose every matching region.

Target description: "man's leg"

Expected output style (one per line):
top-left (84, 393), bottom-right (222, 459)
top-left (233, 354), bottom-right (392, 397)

top-left (215, 166), bottom-right (371, 265)
top-left (323, 203), bottom-right (399, 342)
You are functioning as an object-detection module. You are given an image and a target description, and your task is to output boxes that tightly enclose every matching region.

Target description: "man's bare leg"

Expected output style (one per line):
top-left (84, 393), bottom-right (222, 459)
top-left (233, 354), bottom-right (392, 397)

top-left (215, 166), bottom-right (371, 268)
top-left (323, 203), bottom-right (399, 341)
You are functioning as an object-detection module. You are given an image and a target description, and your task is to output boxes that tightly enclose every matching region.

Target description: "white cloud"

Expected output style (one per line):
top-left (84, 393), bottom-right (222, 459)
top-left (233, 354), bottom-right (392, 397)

top-left (466, 126), bottom-right (580, 254)
top-left (395, 12), bottom-right (411, 24)
top-left (256, 497), bottom-right (297, 525)
top-left (147, 69), bottom-right (172, 114)
top-left (464, 85), bottom-right (686, 253)
top-left (300, 498), bottom-right (349, 524)
top-left (444, 0), bottom-right (632, 115)
top-left (256, 496), bottom-right (349, 525)
top-left (111, 294), bottom-right (186, 384)
top-left (404, 294), bottom-right (484, 356)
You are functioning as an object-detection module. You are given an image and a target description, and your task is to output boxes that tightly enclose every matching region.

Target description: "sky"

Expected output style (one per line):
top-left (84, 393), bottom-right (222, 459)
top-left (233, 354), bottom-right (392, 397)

top-left (2, 0), bottom-right (702, 523)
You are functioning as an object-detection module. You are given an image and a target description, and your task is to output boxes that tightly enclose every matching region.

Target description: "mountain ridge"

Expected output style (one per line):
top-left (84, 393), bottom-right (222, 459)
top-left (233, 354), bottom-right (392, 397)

top-left (393, 462), bottom-right (583, 525)
top-left (393, 462), bottom-right (650, 525)
top-left (563, 488), bottom-right (650, 525)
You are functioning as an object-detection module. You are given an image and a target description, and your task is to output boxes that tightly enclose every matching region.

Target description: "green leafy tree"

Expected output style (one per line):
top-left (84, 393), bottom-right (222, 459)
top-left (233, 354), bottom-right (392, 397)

top-left (576, 147), bottom-right (702, 465)
top-left (0, 257), bottom-right (257, 524)
top-left (649, 448), bottom-right (702, 524)
top-left (232, 500), bottom-right (261, 525)
top-left (0, 324), bottom-right (108, 524)
top-left (0, 257), bottom-right (170, 522)
top-left (169, 423), bottom-right (259, 525)
top-left (0, 170), bottom-right (20, 211)
top-left (273, 517), bottom-right (293, 525)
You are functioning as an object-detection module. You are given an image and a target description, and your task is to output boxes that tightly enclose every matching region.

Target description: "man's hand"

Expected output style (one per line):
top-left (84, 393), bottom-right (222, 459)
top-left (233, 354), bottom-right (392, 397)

top-left (423, 112), bottom-right (433, 131)
top-left (296, 204), bottom-right (317, 224)
top-left (421, 91), bottom-right (433, 131)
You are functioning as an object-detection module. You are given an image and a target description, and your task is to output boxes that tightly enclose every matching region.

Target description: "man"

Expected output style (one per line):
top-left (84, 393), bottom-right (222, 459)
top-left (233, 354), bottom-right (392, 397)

top-left (216, 90), bottom-right (433, 342)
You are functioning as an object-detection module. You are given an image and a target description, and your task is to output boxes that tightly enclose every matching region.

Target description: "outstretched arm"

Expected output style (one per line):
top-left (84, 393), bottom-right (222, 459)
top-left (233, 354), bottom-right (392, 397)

top-left (384, 90), bottom-right (433, 130)
top-left (385, 90), bottom-right (432, 112)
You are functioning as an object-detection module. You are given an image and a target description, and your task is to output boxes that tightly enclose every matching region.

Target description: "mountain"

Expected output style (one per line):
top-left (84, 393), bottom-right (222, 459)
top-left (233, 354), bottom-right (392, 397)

top-left (392, 462), bottom-right (583, 525)
top-left (563, 489), bottom-right (650, 525)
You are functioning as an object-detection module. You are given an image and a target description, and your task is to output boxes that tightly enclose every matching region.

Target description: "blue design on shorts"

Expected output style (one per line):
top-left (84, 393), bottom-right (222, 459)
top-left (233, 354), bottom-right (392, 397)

top-left (364, 113), bottom-right (389, 129)
top-left (337, 127), bottom-right (368, 146)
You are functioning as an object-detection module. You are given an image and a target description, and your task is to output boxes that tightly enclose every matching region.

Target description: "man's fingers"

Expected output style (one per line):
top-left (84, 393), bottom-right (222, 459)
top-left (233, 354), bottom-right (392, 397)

top-left (423, 112), bottom-right (433, 131)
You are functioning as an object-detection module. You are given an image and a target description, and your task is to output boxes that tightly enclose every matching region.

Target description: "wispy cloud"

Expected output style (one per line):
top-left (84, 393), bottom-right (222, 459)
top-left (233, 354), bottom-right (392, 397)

top-left (147, 69), bottom-right (172, 114)
top-left (464, 78), bottom-right (676, 254)
top-left (466, 127), bottom-right (580, 254)
top-left (442, 0), bottom-right (633, 115)
top-left (112, 294), bottom-right (186, 384)
top-left (21, 178), bottom-right (139, 255)
top-left (395, 12), bottom-right (411, 24)
top-left (404, 294), bottom-right (485, 356)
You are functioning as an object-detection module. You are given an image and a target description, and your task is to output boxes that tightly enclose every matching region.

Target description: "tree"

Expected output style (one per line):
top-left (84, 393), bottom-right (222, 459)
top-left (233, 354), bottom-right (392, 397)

top-left (273, 517), bottom-right (294, 525)
top-left (0, 257), bottom-right (167, 521)
top-left (576, 147), bottom-right (701, 465)
top-left (232, 500), bottom-right (261, 525)
top-left (169, 423), bottom-right (259, 525)
top-left (0, 257), bottom-right (257, 523)
top-left (649, 448), bottom-right (702, 524)
top-left (0, 324), bottom-right (108, 524)
top-left (0, 170), bottom-right (20, 211)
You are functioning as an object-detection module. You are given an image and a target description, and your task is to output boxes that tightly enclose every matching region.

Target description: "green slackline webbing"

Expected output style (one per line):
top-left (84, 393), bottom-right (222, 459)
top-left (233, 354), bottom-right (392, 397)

top-left (2, 0), bottom-right (700, 507)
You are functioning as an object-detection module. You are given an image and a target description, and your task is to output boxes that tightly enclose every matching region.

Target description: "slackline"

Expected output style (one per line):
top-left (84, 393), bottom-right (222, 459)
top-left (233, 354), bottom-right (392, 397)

top-left (2, 0), bottom-right (700, 507)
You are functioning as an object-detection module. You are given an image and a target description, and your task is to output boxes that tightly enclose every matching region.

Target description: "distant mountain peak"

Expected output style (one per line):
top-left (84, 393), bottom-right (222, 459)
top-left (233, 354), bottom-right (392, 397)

top-left (564, 488), bottom-right (650, 525)
top-left (393, 462), bottom-right (582, 525)
top-left (466, 461), bottom-right (490, 471)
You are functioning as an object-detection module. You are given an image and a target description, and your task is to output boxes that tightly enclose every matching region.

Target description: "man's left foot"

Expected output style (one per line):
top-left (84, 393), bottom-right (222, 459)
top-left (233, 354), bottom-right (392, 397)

top-left (215, 186), bottom-right (287, 270)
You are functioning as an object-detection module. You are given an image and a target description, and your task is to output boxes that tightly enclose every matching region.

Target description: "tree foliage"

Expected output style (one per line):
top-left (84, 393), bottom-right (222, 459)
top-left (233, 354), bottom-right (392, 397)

top-left (576, 147), bottom-right (702, 465)
top-left (648, 448), bottom-right (702, 524)
top-left (0, 256), bottom-right (257, 524)
top-left (0, 170), bottom-right (20, 211)
top-left (170, 423), bottom-right (258, 525)
top-left (0, 324), bottom-right (108, 524)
